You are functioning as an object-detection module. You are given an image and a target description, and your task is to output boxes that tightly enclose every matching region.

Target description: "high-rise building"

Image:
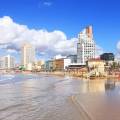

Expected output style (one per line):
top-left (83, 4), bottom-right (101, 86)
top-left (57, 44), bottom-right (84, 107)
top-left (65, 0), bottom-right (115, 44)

top-left (100, 53), bottom-right (114, 61)
top-left (0, 57), bottom-right (5, 69)
top-left (21, 43), bottom-right (35, 70)
top-left (77, 26), bottom-right (95, 64)
top-left (0, 55), bottom-right (15, 69)
top-left (67, 55), bottom-right (77, 63)
top-left (4, 55), bottom-right (15, 69)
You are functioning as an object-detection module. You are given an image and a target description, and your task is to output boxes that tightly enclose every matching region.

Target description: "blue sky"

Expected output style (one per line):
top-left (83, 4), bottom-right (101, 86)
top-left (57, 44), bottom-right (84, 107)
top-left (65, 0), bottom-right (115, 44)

top-left (0, 0), bottom-right (120, 61)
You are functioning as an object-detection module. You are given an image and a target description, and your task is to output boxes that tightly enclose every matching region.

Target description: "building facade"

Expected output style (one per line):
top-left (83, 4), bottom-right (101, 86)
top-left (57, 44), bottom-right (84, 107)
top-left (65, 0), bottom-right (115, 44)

top-left (53, 58), bottom-right (71, 71)
top-left (100, 53), bottom-right (114, 61)
top-left (77, 26), bottom-right (96, 64)
top-left (67, 55), bottom-right (77, 63)
top-left (0, 55), bottom-right (15, 69)
top-left (44, 60), bottom-right (53, 72)
top-left (87, 59), bottom-right (105, 76)
top-left (33, 60), bottom-right (45, 71)
top-left (21, 43), bottom-right (35, 70)
top-left (0, 57), bottom-right (5, 69)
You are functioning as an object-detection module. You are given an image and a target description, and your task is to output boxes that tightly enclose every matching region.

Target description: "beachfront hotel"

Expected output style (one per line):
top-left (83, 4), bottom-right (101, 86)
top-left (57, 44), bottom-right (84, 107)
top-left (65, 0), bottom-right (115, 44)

top-left (21, 43), bottom-right (35, 70)
top-left (77, 26), bottom-right (96, 64)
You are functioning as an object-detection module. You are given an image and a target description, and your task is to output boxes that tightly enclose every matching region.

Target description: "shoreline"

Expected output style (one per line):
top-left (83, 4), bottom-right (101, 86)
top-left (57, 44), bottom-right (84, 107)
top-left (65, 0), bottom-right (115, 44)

top-left (1, 71), bottom-right (120, 81)
top-left (37, 71), bottom-right (120, 81)
top-left (71, 95), bottom-right (93, 120)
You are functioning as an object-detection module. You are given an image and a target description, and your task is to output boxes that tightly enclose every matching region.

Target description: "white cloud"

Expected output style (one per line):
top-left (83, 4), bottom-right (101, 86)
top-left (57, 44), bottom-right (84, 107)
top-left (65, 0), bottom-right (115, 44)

top-left (95, 44), bottom-right (104, 58)
top-left (7, 49), bottom-right (17, 53)
top-left (54, 54), bottom-right (66, 59)
top-left (117, 41), bottom-right (120, 51)
top-left (43, 1), bottom-right (52, 6)
top-left (115, 41), bottom-right (120, 60)
top-left (38, 0), bottom-right (53, 8)
top-left (0, 16), bottom-right (104, 60)
top-left (0, 16), bottom-right (77, 59)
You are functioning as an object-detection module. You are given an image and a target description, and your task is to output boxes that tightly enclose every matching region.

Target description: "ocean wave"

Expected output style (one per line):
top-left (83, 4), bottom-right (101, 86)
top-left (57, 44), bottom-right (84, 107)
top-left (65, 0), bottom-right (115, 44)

top-left (0, 74), bottom-right (15, 81)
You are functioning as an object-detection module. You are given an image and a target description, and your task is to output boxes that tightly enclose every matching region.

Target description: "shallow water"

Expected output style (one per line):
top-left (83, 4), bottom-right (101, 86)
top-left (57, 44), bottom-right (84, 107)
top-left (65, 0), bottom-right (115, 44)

top-left (0, 73), bottom-right (119, 120)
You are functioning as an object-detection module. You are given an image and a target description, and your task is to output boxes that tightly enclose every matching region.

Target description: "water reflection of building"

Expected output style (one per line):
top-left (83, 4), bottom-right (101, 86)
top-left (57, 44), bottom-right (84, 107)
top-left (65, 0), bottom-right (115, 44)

top-left (105, 80), bottom-right (115, 90)
top-left (81, 80), bottom-right (105, 93)
top-left (88, 80), bottom-right (105, 93)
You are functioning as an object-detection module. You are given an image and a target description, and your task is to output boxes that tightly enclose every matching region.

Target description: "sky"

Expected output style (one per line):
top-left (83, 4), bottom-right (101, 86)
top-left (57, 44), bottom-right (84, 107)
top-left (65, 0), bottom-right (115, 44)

top-left (0, 0), bottom-right (120, 62)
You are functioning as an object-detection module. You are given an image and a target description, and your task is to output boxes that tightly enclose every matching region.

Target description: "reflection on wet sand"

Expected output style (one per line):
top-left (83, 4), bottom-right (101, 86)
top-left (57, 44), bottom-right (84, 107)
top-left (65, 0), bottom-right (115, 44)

top-left (81, 79), bottom-right (116, 93)
top-left (105, 80), bottom-right (115, 90)
top-left (75, 79), bottom-right (120, 120)
top-left (87, 80), bottom-right (105, 93)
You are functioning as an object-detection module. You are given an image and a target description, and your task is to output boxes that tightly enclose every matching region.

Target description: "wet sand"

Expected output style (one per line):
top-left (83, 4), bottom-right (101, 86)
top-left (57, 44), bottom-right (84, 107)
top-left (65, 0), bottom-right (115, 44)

top-left (74, 93), bottom-right (120, 120)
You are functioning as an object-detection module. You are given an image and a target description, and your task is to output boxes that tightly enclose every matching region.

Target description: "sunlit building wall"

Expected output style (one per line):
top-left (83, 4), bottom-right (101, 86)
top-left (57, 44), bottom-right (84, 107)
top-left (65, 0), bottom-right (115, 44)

top-left (0, 55), bottom-right (15, 69)
top-left (77, 26), bottom-right (96, 64)
top-left (21, 43), bottom-right (35, 70)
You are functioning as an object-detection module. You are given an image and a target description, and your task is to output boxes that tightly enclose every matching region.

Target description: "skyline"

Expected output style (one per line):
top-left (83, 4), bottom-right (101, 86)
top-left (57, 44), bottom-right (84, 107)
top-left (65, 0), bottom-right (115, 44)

top-left (0, 0), bottom-right (120, 61)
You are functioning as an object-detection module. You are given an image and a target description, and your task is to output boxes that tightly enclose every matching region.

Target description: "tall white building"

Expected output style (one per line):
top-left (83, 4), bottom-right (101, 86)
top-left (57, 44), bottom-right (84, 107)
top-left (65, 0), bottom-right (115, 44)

top-left (0, 55), bottom-right (15, 69)
top-left (77, 26), bottom-right (95, 64)
top-left (0, 57), bottom-right (5, 69)
top-left (21, 43), bottom-right (35, 70)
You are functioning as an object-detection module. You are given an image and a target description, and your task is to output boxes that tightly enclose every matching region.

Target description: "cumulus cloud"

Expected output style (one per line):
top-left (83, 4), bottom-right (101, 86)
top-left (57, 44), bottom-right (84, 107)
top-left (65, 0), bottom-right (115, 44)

top-left (95, 44), bottom-right (104, 58)
top-left (0, 16), bottom-right (77, 58)
top-left (7, 49), bottom-right (18, 54)
top-left (115, 41), bottom-right (120, 60)
top-left (117, 41), bottom-right (120, 51)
